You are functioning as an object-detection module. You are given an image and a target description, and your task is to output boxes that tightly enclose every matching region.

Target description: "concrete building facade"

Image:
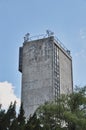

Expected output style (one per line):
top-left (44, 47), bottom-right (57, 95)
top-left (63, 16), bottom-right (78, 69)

top-left (19, 35), bottom-right (73, 118)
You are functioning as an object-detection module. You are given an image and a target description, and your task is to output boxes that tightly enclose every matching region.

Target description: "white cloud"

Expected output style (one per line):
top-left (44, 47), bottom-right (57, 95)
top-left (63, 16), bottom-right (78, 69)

top-left (80, 29), bottom-right (86, 39)
top-left (0, 81), bottom-right (20, 110)
top-left (75, 49), bottom-right (85, 58)
top-left (74, 49), bottom-right (86, 65)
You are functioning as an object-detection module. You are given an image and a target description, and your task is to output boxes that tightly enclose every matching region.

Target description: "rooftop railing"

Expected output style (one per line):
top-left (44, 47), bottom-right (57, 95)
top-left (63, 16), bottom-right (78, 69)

top-left (23, 31), bottom-right (71, 56)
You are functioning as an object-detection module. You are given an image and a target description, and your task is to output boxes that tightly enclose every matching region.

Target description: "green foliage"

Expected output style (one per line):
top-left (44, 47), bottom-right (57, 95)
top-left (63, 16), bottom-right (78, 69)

top-left (17, 103), bottom-right (26, 130)
top-left (25, 113), bottom-right (41, 130)
top-left (0, 102), bottom-right (16, 130)
top-left (0, 105), bottom-right (6, 130)
top-left (0, 86), bottom-right (86, 130)
top-left (0, 102), bottom-right (26, 130)
top-left (36, 86), bottom-right (86, 130)
top-left (0, 102), bottom-right (41, 130)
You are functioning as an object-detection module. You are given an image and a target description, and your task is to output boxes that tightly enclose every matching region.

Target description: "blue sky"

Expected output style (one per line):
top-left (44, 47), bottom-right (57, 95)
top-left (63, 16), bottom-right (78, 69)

top-left (0, 0), bottom-right (86, 108)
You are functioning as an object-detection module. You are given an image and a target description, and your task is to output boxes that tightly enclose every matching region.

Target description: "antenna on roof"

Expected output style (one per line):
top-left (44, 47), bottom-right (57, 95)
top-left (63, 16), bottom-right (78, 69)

top-left (46, 30), bottom-right (54, 37)
top-left (24, 33), bottom-right (30, 42)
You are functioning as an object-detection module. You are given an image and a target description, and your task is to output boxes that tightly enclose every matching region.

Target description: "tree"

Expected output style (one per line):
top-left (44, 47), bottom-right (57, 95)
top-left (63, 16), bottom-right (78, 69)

top-left (0, 102), bottom-right (17, 130)
top-left (9, 118), bottom-right (19, 130)
top-left (36, 86), bottom-right (86, 130)
top-left (17, 103), bottom-right (26, 130)
top-left (0, 105), bottom-right (6, 130)
top-left (0, 102), bottom-right (26, 130)
top-left (25, 113), bottom-right (41, 130)
top-left (0, 86), bottom-right (86, 130)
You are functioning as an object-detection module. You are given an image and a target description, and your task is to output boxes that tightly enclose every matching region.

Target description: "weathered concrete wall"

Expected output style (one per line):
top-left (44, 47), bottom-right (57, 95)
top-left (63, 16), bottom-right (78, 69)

top-left (20, 36), bottom-right (73, 118)
top-left (59, 49), bottom-right (73, 94)
top-left (21, 37), bottom-right (53, 118)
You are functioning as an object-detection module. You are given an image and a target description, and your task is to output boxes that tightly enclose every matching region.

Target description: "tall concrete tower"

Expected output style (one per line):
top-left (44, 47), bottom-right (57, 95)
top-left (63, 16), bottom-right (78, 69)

top-left (19, 33), bottom-right (73, 118)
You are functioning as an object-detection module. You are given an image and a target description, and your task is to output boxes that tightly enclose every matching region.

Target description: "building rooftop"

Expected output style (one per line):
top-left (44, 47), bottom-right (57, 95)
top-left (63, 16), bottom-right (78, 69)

top-left (23, 31), bottom-right (71, 57)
